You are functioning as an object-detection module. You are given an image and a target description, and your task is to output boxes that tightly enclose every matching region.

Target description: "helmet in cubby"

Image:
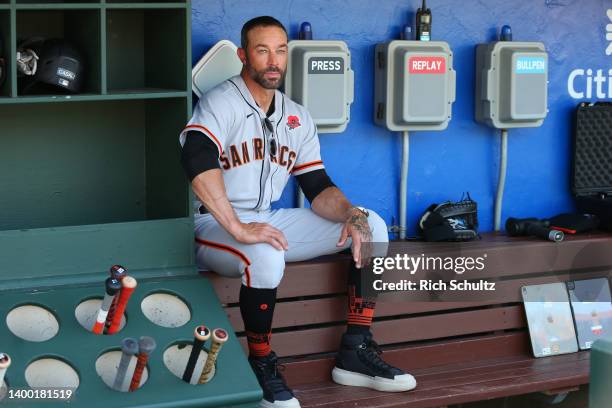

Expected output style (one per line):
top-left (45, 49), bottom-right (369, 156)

top-left (17, 38), bottom-right (85, 95)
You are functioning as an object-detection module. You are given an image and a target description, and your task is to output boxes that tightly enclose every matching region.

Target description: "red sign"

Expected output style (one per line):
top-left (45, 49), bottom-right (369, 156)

top-left (408, 57), bottom-right (446, 74)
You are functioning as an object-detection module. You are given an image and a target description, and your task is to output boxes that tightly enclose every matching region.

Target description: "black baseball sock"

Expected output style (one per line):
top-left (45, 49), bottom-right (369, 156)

top-left (240, 285), bottom-right (277, 358)
top-left (346, 262), bottom-right (378, 335)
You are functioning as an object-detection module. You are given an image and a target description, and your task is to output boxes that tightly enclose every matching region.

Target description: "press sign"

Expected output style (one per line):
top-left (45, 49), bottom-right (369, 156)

top-left (515, 57), bottom-right (546, 74)
top-left (408, 56), bottom-right (446, 74)
top-left (308, 57), bottom-right (344, 74)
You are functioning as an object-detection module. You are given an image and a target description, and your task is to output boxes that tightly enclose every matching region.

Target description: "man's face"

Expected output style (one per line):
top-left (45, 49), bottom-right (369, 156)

top-left (241, 26), bottom-right (288, 89)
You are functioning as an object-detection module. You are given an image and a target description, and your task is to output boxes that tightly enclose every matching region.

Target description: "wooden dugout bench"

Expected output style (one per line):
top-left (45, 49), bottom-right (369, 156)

top-left (203, 233), bottom-right (612, 407)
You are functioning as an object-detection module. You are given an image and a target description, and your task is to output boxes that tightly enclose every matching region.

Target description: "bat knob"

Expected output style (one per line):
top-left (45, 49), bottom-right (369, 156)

top-left (110, 265), bottom-right (127, 279)
top-left (212, 328), bottom-right (229, 343)
top-left (105, 277), bottom-right (122, 295)
top-left (138, 336), bottom-right (156, 354)
top-left (0, 353), bottom-right (10, 368)
top-left (121, 338), bottom-right (139, 355)
top-left (194, 325), bottom-right (211, 341)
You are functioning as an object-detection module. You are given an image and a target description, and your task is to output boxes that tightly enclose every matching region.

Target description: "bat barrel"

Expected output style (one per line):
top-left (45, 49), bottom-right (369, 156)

top-left (107, 276), bottom-right (137, 335)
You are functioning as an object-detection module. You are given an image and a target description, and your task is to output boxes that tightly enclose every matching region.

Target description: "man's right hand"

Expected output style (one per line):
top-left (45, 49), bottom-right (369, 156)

top-left (232, 222), bottom-right (289, 251)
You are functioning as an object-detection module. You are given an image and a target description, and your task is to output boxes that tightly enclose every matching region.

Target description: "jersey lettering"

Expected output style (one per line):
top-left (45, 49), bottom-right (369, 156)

top-left (254, 138), bottom-right (264, 160)
top-left (221, 137), bottom-right (297, 172)
top-left (279, 146), bottom-right (289, 166)
top-left (241, 141), bottom-right (251, 164)
top-left (220, 153), bottom-right (231, 170)
top-left (287, 151), bottom-right (296, 170)
top-left (230, 145), bottom-right (242, 167)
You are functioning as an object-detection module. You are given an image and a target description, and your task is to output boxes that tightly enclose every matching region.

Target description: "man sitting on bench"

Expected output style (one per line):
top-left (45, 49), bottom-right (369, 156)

top-left (179, 15), bottom-right (417, 408)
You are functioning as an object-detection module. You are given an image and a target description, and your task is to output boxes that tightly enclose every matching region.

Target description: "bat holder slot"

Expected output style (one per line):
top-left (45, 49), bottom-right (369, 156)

top-left (95, 350), bottom-right (149, 392)
top-left (141, 292), bottom-right (191, 328)
top-left (6, 304), bottom-right (59, 342)
top-left (163, 342), bottom-right (215, 385)
top-left (25, 357), bottom-right (80, 389)
top-left (74, 297), bottom-right (127, 334)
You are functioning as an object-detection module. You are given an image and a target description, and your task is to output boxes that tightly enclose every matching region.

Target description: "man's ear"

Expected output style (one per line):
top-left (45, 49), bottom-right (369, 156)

top-left (237, 48), bottom-right (247, 65)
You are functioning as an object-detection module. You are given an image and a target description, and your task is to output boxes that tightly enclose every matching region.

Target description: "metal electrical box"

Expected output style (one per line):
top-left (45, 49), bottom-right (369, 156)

top-left (285, 40), bottom-right (354, 133)
top-left (475, 42), bottom-right (548, 128)
top-left (374, 40), bottom-right (456, 131)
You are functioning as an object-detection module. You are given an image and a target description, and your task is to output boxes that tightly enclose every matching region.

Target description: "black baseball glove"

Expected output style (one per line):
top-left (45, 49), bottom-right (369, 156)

top-left (418, 194), bottom-right (479, 242)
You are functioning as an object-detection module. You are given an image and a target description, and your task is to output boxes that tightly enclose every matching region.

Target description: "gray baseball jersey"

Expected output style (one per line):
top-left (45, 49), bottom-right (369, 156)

top-left (180, 75), bottom-right (389, 289)
top-left (179, 75), bottom-right (325, 211)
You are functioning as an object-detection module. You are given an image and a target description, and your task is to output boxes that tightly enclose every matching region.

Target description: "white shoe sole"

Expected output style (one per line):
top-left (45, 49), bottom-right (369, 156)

top-left (332, 367), bottom-right (417, 392)
top-left (259, 396), bottom-right (301, 408)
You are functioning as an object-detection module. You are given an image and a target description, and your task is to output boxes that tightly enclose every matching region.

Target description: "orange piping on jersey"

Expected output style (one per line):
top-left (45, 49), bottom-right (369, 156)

top-left (184, 125), bottom-right (223, 156)
top-left (291, 160), bottom-right (324, 173)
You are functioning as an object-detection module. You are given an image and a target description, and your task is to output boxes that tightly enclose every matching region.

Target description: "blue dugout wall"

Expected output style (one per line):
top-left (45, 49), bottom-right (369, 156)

top-left (191, 0), bottom-right (611, 236)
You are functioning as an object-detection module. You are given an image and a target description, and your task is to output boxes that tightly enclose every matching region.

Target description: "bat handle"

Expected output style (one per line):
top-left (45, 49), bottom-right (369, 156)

top-left (113, 352), bottom-right (133, 390)
top-left (93, 293), bottom-right (116, 334)
top-left (182, 338), bottom-right (204, 383)
top-left (198, 342), bottom-right (223, 384)
top-left (104, 296), bottom-right (120, 334)
top-left (129, 353), bottom-right (149, 392)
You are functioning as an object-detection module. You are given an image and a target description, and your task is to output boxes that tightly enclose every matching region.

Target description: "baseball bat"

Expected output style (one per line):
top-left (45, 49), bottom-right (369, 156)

top-left (113, 338), bottom-right (139, 391)
top-left (129, 336), bottom-right (156, 392)
top-left (198, 328), bottom-right (228, 384)
top-left (107, 276), bottom-right (137, 335)
top-left (104, 265), bottom-right (128, 334)
top-left (92, 278), bottom-right (121, 334)
top-left (182, 325), bottom-right (210, 383)
top-left (0, 353), bottom-right (11, 387)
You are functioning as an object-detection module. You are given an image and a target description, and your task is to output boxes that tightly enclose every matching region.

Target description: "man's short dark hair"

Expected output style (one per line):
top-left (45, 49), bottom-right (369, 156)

top-left (241, 16), bottom-right (288, 50)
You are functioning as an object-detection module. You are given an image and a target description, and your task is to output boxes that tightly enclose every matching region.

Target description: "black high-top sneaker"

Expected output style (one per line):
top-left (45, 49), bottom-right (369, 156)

top-left (249, 351), bottom-right (301, 408)
top-left (332, 332), bottom-right (417, 392)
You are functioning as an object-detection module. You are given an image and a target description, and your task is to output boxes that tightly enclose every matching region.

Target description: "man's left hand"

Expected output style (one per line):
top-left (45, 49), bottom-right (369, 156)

top-left (337, 208), bottom-right (373, 268)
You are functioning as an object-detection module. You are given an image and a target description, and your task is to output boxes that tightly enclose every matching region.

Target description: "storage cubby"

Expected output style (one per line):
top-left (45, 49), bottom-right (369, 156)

top-left (106, 9), bottom-right (187, 93)
top-left (0, 1), bottom-right (262, 406)
top-left (0, 11), bottom-right (10, 98)
top-left (16, 10), bottom-right (101, 95)
top-left (0, 98), bottom-right (188, 231)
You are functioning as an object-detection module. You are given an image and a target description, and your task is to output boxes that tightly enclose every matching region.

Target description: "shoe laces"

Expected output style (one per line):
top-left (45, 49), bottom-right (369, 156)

top-left (252, 357), bottom-right (292, 395)
top-left (358, 339), bottom-right (394, 371)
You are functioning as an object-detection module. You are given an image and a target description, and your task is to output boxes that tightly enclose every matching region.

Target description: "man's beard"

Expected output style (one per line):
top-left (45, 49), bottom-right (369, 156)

top-left (246, 60), bottom-right (285, 89)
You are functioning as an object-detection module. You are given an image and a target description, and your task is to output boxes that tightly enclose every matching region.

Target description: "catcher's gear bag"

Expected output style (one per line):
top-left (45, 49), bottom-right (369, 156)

top-left (418, 194), bottom-right (479, 242)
